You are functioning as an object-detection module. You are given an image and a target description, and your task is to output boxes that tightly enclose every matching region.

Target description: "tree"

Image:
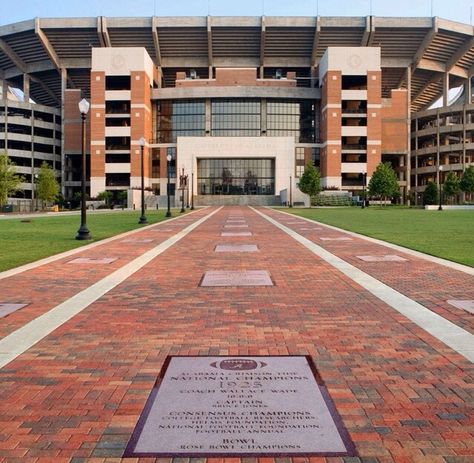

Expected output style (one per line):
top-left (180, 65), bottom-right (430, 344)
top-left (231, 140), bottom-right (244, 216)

top-left (460, 166), bottom-right (474, 201)
top-left (0, 153), bottom-right (24, 207)
top-left (117, 190), bottom-right (128, 206)
top-left (367, 162), bottom-right (399, 205)
top-left (298, 161), bottom-right (321, 207)
top-left (36, 161), bottom-right (59, 209)
top-left (443, 171), bottom-right (460, 204)
top-left (422, 181), bottom-right (438, 205)
top-left (97, 190), bottom-right (113, 207)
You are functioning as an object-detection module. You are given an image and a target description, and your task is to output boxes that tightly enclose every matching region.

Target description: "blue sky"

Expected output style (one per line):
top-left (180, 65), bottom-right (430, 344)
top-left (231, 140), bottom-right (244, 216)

top-left (1, 0), bottom-right (473, 26)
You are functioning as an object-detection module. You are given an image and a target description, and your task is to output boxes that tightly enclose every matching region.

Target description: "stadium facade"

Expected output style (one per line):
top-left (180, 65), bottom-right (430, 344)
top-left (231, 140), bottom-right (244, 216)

top-left (0, 16), bottom-right (473, 207)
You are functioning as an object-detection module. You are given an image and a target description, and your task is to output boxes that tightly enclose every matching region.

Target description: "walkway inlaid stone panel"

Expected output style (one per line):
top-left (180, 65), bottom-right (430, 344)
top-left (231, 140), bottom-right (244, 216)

top-left (124, 356), bottom-right (354, 457)
top-left (224, 224), bottom-right (249, 228)
top-left (67, 257), bottom-right (118, 265)
top-left (221, 232), bottom-right (252, 236)
top-left (121, 239), bottom-right (154, 243)
top-left (447, 300), bottom-right (474, 314)
top-left (215, 244), bottom-right (259, 252)
top-left (0, 303), bottom-right (28, 318)
top-left (200, 270), bottom-right (273, 287)
top-left (320, 237), bottom-right (353, 241)
top-left (357, 255), bottom-right (407, 262)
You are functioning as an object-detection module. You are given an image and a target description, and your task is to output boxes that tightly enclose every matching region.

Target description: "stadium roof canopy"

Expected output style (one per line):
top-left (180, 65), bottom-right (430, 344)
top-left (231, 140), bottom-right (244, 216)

top-left (0, 16), bottom-right (472, 111)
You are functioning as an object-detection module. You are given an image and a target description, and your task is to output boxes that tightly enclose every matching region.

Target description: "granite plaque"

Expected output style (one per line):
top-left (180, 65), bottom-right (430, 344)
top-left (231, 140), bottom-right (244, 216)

top-left (215, 245), bottom-right (259, 253)
top-left (200, 270), bottom-right (273, 287)
top-left (447, 300), bottom-right (474, 314)
top-left (0, 303), bottom-right (28, 318)
top-left (122, 239), bottom-right (154, 243)
top-left (68, 257), bottom-right (118, 265)
top-left (320, 237), bottom-right (352, 241)
top-left (124, 356), bottom-right (355, 457)
top-left (357, 255), bottom-right (407, 262)
top-left (221, 232), bottom-right (252, 237)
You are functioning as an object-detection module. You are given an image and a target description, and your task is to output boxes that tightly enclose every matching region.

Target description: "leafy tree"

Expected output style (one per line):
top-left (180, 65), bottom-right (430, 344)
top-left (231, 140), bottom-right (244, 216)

top-left (0, 153), bottom-right (24, 207)
top-left (97, 190), bottom-right (113, 207)
top-left (298, 161), bottom-right (321, 207)
top-left (460, 166), bottom-right (474, 200)
top-left (443, 171), bottom-right (460, 204)
top-left (36, 162), bottom-right (59, 209)
top-left (422, 181), bottom-right (438, 205)
top-left (117, 190), bottom-right (128, 206)
top-left (367, 162), bottom-right (399, 205)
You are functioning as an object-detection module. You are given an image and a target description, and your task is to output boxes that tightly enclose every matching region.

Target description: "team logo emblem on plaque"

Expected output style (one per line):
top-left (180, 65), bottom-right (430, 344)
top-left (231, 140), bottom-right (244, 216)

top-left (210, 358), bottom-right (267, 370)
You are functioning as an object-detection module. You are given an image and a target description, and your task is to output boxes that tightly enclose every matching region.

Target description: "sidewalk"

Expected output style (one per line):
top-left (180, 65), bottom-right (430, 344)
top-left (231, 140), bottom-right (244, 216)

top-left (0, 206), bottom-right (472, 462)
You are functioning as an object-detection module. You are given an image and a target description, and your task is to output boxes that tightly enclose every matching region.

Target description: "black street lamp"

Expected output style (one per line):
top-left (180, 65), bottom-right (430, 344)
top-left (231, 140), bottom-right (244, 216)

top-left (75, 98), bottom-right (92, 240)
top-left (361, 172), bottom-right (367, 209)
top-left (166, 153), bottom-right (172, 217)
top-left (191, 170), bottom-right (195, 210)
top-left (289, 175), bottom-right (293, 207)
top-left (438, 165), bottom-right (443, 211)
top-left (138, 136), bottom-right (148, 224)
top-left (179, 168), bottom-right (186, 213)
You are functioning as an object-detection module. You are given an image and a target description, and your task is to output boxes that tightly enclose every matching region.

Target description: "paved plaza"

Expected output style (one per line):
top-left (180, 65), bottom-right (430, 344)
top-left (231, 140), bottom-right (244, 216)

top-left (0, 206), bottom-right (473, 462)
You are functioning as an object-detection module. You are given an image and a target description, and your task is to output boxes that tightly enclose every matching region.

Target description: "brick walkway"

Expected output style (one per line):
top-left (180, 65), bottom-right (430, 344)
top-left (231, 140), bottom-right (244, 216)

top-left (0, 206), bottom-right (472, 463)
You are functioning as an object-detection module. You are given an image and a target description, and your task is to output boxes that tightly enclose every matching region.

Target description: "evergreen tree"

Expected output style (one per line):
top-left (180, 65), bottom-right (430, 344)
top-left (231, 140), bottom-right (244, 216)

top-left (422, 181), bottom-right (438, 205)
top-left (36, 161), bottom-right (59, 209)
top-left (0, 153), bottom-right (23, 207)
top-left (443, 171), bottom-right (460, 204)
top-left (298, 161), bottom-right (321, 207)
top-left (367, 162), bottom-right (399, 205)
top-left (460, 166), bottom-right (474, 200)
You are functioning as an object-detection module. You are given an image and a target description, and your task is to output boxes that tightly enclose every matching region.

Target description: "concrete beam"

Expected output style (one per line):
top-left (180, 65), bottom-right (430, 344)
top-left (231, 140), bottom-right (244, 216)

top-left (207, 16), bottom-right (213, 70)
top-left (23, 74), bottom-right (30, 101)
top-left (29, 74), bottom-right (60, 105)
top-left (412, 17), bottom-right (438, 70)
top-left (442, 72), bottom-right (449, 106)
top-left (411, 73), bottom-right (441, 105)
top-left (0, 37), bottom-right (27, 71)
top-left (260, 16), bottom-right (266, 69)
top-left (310, 16), bottom-right (320, 68)
top-left (153, 85), bottom-right (320, 100)
top-left (152, 16), bottom-right (163, 86)
top-left (361, 16), bottom-right (374, 46)
top-left (381, 58), bottom-right (412, 68)
top-left (446, 36), bottom-right (474, 73)
top-left (35, 18), bottom-right (62, 71)
top-left (98, 16), bottom-right (112, 47)
top-left (417, 59), bottom-right (468, 79)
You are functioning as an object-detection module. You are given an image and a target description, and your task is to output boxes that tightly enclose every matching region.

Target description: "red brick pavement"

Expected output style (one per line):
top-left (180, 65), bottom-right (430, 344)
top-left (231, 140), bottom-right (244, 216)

top-left (0, 206), bottom-right (472, 463)
top-left (260, 208), bottom-right (474, 336)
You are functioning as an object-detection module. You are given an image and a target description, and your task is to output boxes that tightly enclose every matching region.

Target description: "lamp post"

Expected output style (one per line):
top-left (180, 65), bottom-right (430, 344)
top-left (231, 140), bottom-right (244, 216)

top-left (180, 168), bottom-right (185, 213)
top-left (289, 175), bottom-right (293, 207)
top-left (75, 98), bottom-right (92, 240)
top-left (191, 170), bottom-right (195, 210)
top-left (438, 165), bottom-right (443, 211)
top-left (166, 153), bottom-right (172, 217)
top-left (138, 136), bottom-right (148, 224)
top-left (361, 172), bottom-right (367, 209)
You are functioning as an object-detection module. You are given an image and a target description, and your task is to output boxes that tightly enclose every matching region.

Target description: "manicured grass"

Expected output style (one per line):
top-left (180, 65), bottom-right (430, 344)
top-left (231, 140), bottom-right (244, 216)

top-left (0, 209), bottom-right (185, 272)
top-left (281, 207), bottom-right (474, 267)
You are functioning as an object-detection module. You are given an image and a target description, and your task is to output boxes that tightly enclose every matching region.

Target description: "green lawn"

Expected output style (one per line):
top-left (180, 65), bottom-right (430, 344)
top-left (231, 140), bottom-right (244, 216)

top-left (0, 209), bottom-right (185, 272)
top-left (280, 207), bottom-right (474, 267)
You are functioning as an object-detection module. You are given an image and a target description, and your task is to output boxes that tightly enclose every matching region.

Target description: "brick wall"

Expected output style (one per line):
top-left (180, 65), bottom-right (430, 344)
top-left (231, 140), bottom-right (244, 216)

top-left (176, 68), bottom-right (297, 88)
top-left (64, 89), bottom-right (90, 153)
top-left (381, 89), bottom-right (408, 154)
